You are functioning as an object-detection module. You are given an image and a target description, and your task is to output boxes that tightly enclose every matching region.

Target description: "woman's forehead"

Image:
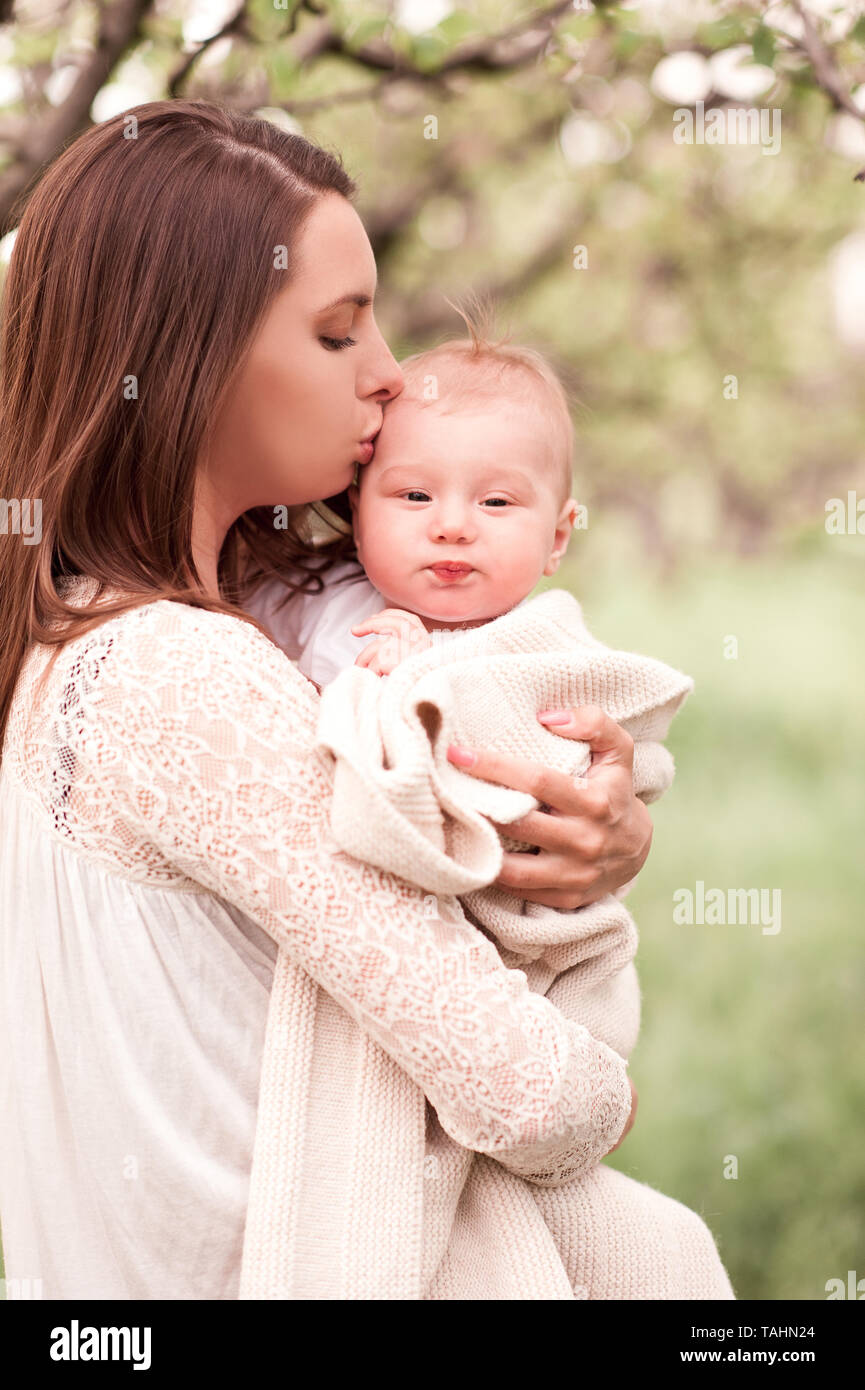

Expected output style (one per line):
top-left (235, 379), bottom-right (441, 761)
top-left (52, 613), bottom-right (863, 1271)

top-left (294, 195), bottom-right (377, 303)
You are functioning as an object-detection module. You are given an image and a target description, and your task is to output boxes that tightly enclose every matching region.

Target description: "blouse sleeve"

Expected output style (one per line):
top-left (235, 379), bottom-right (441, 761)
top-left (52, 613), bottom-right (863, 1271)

top-left (83, 601), bottom-right (632, 1183)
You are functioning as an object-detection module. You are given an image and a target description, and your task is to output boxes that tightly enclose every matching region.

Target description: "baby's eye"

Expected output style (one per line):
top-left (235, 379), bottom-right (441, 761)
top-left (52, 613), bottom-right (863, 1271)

top-left (399, 492), bottom-right (511, 505)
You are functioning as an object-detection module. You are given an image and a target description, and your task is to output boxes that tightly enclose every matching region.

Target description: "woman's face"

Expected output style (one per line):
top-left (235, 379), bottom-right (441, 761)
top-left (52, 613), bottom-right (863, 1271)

top-left (200, 193), bottom-right (404, 518)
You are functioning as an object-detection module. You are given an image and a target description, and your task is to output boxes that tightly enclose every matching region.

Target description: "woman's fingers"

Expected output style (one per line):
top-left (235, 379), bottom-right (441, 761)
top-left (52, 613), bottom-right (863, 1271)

top-left (537, 704), bottom-right (635, 773)
top-left (492, 851), bottom-right (597, 907)
top-left (446, 706), bottom-right (633, 809)
top-left (488, 808), bottom-right (574, 854)
top-left (445, 743), bottom-right (589, 817)
top-left (446, 704), bottom-right (651, 907)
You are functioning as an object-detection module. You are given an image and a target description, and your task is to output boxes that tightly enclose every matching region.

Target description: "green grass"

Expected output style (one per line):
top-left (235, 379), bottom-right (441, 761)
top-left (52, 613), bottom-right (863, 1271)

top-left (548, 530), bottom-right (865, 1301)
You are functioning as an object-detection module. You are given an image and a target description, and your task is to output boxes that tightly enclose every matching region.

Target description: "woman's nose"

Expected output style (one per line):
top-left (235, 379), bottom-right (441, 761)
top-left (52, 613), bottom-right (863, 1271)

top-left (365, 323), bottom-right (404, 402)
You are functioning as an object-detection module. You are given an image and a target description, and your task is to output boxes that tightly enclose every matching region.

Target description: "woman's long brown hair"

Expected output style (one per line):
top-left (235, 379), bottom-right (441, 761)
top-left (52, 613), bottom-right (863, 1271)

top-left (0, 99), bottom-right (362, 760)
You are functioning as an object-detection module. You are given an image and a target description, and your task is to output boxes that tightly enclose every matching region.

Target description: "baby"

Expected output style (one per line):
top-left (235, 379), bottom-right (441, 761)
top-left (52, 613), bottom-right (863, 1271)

top-left (258, 326), bottom-right (691, 1062)
top-left (251, 336), bottom-right (700, 1292)
top-left (343, 339), bottom-right (580, 685)
top-left (280, 331), bottom-right (582, 695)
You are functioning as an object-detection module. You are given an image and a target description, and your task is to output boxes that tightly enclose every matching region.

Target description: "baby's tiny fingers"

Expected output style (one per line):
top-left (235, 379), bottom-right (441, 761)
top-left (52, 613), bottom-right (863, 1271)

top-left (354, 641), bottom-right (381, 667)
top-left (352, 620), bottom-right (406, 639)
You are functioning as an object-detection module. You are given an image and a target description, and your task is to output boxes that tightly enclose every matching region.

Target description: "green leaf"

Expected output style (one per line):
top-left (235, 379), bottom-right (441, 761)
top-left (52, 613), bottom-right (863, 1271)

top-left (436, 11), bottom-right (476, 45)
top-left (267, 45), bottom-right (300, 96)
top-left (752, 24), bottom-right (776, 70)
top-left (344, 17), bottom-right (390, 48)
top-left (614, 30), bottom-right (644, 61)
top-left (407, 34), bottom-right (449, 73)
top-left (699, 16), bottom-right (748, 49)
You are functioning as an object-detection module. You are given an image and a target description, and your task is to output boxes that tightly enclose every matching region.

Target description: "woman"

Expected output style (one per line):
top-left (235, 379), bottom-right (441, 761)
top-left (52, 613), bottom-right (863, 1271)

top-left (0, 100), bottom-right (732, 1299)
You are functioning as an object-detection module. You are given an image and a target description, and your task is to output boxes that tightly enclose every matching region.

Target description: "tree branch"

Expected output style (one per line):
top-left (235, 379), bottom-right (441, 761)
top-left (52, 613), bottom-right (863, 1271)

top-left (787, 1), bottom-right (865, 179)
top-left (167, 1), bottom-right (252, 100)
top-left (0, 0), bottom-right (155, 232)
top-left (364, 111), bottom-right (563, 268)
top-left (308, 0), bottom-right (577, 77)
top-left (0, 0), bottom-right (583, 231)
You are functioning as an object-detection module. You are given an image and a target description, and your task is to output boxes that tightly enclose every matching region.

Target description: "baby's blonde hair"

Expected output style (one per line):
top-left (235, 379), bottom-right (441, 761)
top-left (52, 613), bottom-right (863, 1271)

top-left (395, 292), bottom-right (575, 509)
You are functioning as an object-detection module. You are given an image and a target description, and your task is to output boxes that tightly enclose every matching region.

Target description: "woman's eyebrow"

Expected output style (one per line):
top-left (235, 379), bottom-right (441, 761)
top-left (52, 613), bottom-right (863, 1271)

top-left (316, 291), bottom-right (374, 315)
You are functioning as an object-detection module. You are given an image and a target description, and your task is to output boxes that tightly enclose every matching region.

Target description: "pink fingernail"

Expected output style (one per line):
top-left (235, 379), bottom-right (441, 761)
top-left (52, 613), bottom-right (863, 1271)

top-left (447, 745), bottom-right (476, 766)
top-left (537, 710), bottom-right (569, 724)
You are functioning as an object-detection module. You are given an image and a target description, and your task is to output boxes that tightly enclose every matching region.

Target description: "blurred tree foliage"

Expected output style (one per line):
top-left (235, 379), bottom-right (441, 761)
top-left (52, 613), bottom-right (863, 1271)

top-left (3, 0), bottom-right (865, 564)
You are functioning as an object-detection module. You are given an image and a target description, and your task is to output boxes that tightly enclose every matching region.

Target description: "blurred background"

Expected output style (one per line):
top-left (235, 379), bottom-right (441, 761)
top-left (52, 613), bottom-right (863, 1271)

top-left (1, 0), bottom-right (863, 1300)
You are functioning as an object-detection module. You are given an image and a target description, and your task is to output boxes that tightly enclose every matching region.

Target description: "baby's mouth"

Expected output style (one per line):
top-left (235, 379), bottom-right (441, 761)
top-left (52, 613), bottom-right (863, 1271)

top-left (428, 564), bottom-right (474, 583)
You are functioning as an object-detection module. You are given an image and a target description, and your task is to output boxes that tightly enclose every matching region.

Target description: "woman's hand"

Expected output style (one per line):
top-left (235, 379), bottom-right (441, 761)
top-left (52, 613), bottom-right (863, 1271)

top-left (445, 704), bottom-right (653, 910)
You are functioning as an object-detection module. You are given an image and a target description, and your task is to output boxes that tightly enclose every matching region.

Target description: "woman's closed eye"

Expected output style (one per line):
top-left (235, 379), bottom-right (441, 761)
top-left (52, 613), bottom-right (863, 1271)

top-left (319, 334), bottom-right (357, 351)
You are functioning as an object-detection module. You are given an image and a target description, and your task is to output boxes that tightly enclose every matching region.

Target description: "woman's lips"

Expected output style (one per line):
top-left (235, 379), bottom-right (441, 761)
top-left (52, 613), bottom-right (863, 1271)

top-left (356, 439), bottom-right (375, 464)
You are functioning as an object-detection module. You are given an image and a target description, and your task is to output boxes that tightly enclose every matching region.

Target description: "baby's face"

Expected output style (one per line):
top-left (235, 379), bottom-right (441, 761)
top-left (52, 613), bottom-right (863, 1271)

top-left (348, 396), bottom-right (576, 628)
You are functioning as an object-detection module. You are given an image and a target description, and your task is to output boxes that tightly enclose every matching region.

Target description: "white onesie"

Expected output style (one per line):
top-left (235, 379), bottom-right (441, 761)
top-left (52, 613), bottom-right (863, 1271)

top-left (245, 557), bottom-right (528, 688)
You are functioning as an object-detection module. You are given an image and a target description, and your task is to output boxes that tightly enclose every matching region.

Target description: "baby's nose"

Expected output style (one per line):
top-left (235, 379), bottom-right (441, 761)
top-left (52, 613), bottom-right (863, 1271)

top-left (432, 508), bottom-right (475, 541)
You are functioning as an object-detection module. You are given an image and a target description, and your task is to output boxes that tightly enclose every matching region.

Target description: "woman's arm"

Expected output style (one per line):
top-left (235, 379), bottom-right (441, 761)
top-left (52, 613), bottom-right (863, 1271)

top-left (249, 577), bottom-right (651, 911)
top-left (88, 602), bottom-right (632, 1183)
top-left (449, 705), bottom-right (653, 911)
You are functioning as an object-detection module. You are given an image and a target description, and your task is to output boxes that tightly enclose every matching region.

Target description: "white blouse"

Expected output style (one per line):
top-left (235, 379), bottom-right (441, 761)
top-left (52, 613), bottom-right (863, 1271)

top-left (0, 789), bottom-right (276, 1299)
top-left (0, 576), bottom-right (630, 1299)
top-left (0, 582), bottom-right (281, 1298)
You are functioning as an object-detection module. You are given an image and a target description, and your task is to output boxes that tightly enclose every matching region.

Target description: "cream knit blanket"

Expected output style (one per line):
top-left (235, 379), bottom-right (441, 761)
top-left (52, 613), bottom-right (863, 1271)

top-left (313, 587), bottom-right (693, 1062)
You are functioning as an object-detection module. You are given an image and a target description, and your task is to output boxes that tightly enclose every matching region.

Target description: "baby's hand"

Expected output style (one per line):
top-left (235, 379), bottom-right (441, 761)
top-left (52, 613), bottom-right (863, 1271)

top-left (351, 609), bottom-right (431, 676)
